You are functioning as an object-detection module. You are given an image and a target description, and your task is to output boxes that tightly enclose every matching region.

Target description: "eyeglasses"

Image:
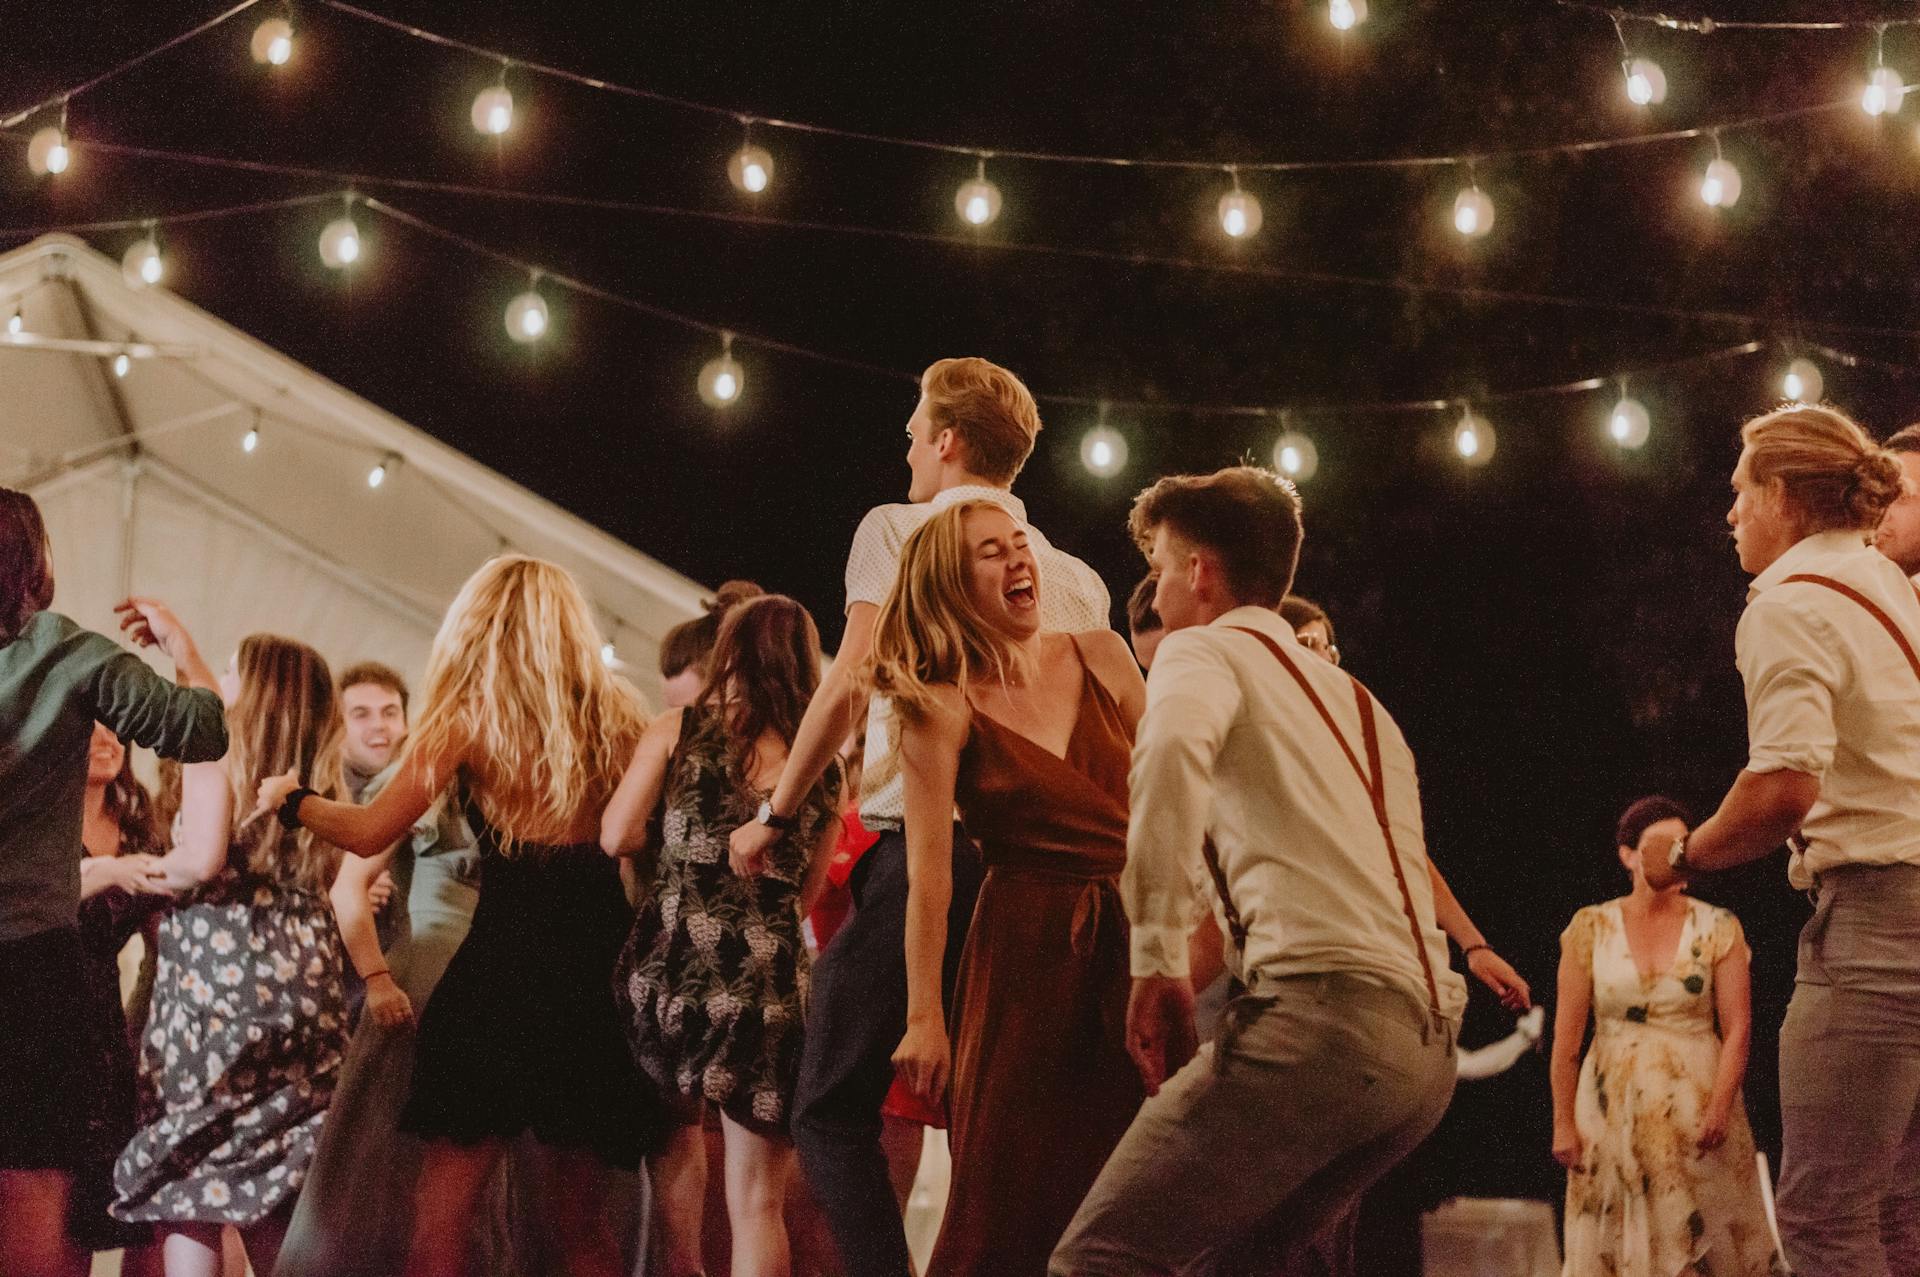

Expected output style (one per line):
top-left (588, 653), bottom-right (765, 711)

top-left (1298, 633), bottom-right (1342, 667)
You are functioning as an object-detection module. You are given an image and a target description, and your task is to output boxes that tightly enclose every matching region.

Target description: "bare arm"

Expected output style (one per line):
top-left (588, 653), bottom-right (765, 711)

top-left (154, 760), bottom-right (236, 889)
top-left (770, 602), bottom-right (877, 820)
top-left (1081, 629), bottom-right (1147, 736)
top-left (263, 740), bottom-right (465, 857)
top-left (1428, 859), bottom-right (1530, 1010)
top-left (603, 709), bottom-right (683, 857)
top-left (330, 844), bottom-right (400, 980)
top-left (1643, 768), bottom-right (1820, 888)
top-left (1700, 934), bottom-right (1753, 1149)
top-left (892, 685), bottom-right (968, 1103)
top-left (1549, 937), bottom-right (1593, 1169)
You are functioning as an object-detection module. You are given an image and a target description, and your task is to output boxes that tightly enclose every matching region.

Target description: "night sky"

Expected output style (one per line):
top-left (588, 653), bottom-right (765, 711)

top-left (14, 1), bottom-right (1920, 1263)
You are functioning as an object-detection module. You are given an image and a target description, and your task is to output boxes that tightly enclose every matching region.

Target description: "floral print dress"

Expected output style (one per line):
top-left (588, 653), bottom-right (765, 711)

top-left (1560, 898), bottom-right (1776, 1277)
top-left (113, 866), bottom-right (347, 1225)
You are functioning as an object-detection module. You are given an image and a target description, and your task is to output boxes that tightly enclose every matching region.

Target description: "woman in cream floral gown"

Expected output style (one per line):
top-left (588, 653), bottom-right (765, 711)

top-left (1550, 797), bottom-right (1776, 1277)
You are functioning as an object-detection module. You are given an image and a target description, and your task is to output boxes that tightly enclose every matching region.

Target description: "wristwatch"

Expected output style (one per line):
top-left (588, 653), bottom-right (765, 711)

top-left (755, 800), bottom-right (797, 832)
top-left (1667, 833), bottom-right (1692, 875)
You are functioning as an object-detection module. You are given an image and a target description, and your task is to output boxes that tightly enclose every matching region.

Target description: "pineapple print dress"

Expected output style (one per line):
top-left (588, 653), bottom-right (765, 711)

top-left (1560, 898), bottom-right (1776, 1277)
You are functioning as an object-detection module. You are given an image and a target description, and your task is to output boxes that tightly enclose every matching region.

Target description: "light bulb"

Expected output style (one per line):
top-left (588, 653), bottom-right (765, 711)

top-left (505, 291), bottom-right (548, 343)
top-left (121, 238), bottom-right (164, 289)
top-left (1329, 0), bottom-right (1367, 30)
top-left (28, 127), bottom-right (69, 176)
top-left (1608, 396), bottom-right (1651, 449)
top-left (251, 18), bottom-right (294, 66)
top-left (700, 353), bottom-right (744, 407)
top-left (955, 175), bottom-right (1003, 227)
top-left (367, 461), bottom-right (388, 489)
top-left (471, 86), bottom-right (513, 136)
top-left (1218, 189), bottom-right (1263, 239)
top-left (1080, 426), bottom-right (1128, 477)
top-left (1453, 409), bottom-right (1495, 466)
top-left (1453, 186), bottom-right (1494, 238)
top-left (1865, 66), bottom-right (1905, 117)
top-left (728, 145), bottom-right (774, 194)
top-left (1273, 432), bottom-right (1319, 481)
top-left (318, 217), bottom-right (360, 269)
top-left (242, 427), bottom-right (260, 454)
top-left (1700, 157), bottom-right (1742, 208)
top-left (600, 642), bottom-right (617, 667)
top-left (1782, 358), bottom-right (1823, 404)
top-left (112, 353), bottom-right (131, 379)
top-left (6, 313), bottom-right (21, 336)
top-left (1624, 58), bottom-right (1668, 107)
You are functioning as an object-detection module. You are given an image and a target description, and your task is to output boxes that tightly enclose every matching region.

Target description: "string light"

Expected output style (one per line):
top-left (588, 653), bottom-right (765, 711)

top-left (504, 273), bottom-right (548, 343)
top-left (600, 641), bottom-right (617, 667)
top-left (727, 121), bottom-right (773, 194)
top-left (111, 353), bottom-right (131, 379)
top-left (956, 156), bottom-right (1003, 228)
top-left (1699, 133), bottom-right (1741, 207)
top-left (1454, 406), bottom-right (1496, 465)
top-left (699, 331), bottom-right (743, 407)
top-left (6, 312), bottom-right (21, 336)
top-left (1608, 382), bottom-right (1651, 448)
top-left (318, 197), bottom-right (361, 269)
top-left (367, 453), bottom-right (398, 489)
top-left (1274, 427), bottom-right (1319, 481)
top-left (1453, 178), bottom-right (1494, 238)
top-left (1781, 357), bottom-right (1823, 402)
top-left (251, 16), bottom-right (294, 67)
top-left (1624, 57), bottom-right (1668, 106)
top-left (121, 229), bottom-right (164, 289)
top-left (1080, 409), bottom-right (1128, 478)
top-left (471, 64), bottom-right (513, 136)
top-left (1329, 0), bottom-right (1368, 31)
top-left (27, 102), bottom-right (70, 177)
top-left (241, 413), bottom-right (260, 454)
top-left (1217, 168), bottom-right (1263, 240)
top-left (1863, 28), bottom-right (1905, 116)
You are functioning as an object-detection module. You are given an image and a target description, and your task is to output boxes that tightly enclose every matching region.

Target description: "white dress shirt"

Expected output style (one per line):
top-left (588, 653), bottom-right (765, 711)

top-left (845, 484), bottom-right (1112, 828)
top-left (1737, 531), bottom-right (1920, 889)
top-left (1125, 605), bottom-right (1467, 1021)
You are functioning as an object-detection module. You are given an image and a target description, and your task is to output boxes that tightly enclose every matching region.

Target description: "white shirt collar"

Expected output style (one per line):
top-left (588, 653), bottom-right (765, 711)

top-left (1206, 605), bottom-right (1297, 642)
top-left (1748, 529), bottom-right (1874, 602)
top-left (929, 484), bottom-right (1025, 521)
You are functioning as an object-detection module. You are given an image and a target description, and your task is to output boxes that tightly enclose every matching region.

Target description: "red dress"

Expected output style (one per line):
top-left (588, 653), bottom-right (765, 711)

top-left (929, 640), bottom-right (1143, 1277)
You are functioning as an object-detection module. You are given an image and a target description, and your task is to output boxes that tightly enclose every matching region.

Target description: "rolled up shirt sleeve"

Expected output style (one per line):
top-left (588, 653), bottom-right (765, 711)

top-left (1125, 630), bottom-right (1241, 978)
top-left (1736, 594), bottom-right (1843, 778)
top-left (82, 636), bottom-right (229, 762)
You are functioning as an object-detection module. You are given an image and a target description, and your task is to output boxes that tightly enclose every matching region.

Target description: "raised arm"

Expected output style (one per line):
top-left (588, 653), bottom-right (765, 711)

top-left (330, 845), bottom-right (411, 1028)
top-left (730, 602), bottom-right (878, 865)
top-left (1549, 925), bottom-right (1594, 1171)
top-left (77, 600), bottom-right (227, 762)
top-left (259, 739), bottom-right (464, 857)
top-left (604, 708), bottom-right (684, 857)
top-left (1698, 921), bottom-right (1753, 1151)
top-left (891, 684), bottom-right (968, 1105)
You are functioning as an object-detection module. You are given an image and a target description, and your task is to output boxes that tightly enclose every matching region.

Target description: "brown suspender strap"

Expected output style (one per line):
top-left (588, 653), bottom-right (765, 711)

top-left (1226, 627), bottom-right (1444, 1018)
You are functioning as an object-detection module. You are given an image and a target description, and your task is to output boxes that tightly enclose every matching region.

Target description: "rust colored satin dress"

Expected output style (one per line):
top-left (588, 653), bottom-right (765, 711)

top-left (929, 640), bottom-right (1145, 1277)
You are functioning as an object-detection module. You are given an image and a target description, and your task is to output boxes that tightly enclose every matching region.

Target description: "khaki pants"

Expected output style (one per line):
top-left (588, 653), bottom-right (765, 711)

top-left (1050, 972), bottom-right (1456, 1276)
top-left (1778, 864), bottom-right (1920, 1277)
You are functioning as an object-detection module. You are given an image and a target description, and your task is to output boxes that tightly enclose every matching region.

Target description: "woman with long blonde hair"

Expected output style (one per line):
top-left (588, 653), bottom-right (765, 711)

top-left (865, 501), bottom-right (1146, 1277)
top-left (112, 634), bottom-right (351, 1277)
top-left (259, 555), bottom-right (656, 1277)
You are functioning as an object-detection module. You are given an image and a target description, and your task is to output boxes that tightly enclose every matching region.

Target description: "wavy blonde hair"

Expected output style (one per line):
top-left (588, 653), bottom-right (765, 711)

top-left (407, 555), bottom-right (645, 851)
top-left (233, 634), bottom-right (345, 893)
top-left (861, 500), bottom-right (1031, 725)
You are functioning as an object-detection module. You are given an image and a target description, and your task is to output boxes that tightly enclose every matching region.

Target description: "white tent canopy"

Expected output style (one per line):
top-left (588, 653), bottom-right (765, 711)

top-left (0, 233), bottom-right (706, 700)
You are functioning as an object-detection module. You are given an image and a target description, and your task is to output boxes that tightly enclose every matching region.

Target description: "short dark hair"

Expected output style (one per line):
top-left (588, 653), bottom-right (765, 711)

top-left (1128, 467), bottom-right (1303, 609)
top-left (1126, 575), bottom-right (1161, 635)
top-left (1887, 424), bottom-right (1920, 455)
top-left (1615, 795), bottom-right (1692, 851)
top-left (0, 487), bottom-right (54, 645)
top-left (659, 579), bottom-right (765, 680)
top-left (337, 661), bottom-right (410, 713)
top-left (1278, 596), bottom-right (1332, 644)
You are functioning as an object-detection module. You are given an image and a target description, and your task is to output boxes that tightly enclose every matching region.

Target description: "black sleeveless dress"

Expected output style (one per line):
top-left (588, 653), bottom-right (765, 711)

top-left (398, 799), bottom-right (662, 1169)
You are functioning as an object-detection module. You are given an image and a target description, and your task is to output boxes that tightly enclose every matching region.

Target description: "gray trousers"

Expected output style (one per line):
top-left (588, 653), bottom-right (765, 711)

top-left (1778, 864), bottom-right (1920, 1277)
top-left (1049, 972), bottom-right (1456, 1276)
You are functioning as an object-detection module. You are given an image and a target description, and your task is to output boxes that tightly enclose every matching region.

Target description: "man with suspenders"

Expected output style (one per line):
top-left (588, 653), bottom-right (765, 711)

top-left (1052, 466), bottom-right (1467, 1275)
top-left (1641, 405), bottom-right (1920, 1277)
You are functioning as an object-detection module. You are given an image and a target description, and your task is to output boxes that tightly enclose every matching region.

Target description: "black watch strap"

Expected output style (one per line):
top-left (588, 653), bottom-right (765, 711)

top-left (278, 786), bottom-right (317, 830)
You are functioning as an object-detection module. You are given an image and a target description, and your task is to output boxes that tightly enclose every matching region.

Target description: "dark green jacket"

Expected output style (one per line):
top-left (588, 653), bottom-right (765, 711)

top-left (0, 611), bottom-right (228, 942)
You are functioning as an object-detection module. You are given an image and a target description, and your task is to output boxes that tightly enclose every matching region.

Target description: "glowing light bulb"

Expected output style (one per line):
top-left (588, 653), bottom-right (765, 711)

top-left (121, 237), bottom-right (164, 289)
top-left (319, 217), bottom-right (360, 269)
top-left (955, 163), bottom-right (1003, 227)
top-left (1218, 189), bottom-right (1263, 239)
top-left (1700, 157), bottom-right (1742, 208)
top-left (6, 313), bottom-right (21, 336)
top-left (1865, 66), bottom-right (1905, 116)
top-left (700, 351), bottom-right (744, 407)
top-left (1624, 58), bottom-right (1668, 107)
top-left (251, 18), bottom-right (294, 66)
top-left (1608, 396), bottom-right (1651, 449)
top-left (1453, 409), bottom-right (1495, 466)
top-left (367, 460), bottom-right (389, 489)
top-left (728, 145), bottom-right (773, 194)
top-left (1329, 0), bottom-right (1367, 30)
top-left (242, 427), bottom-right (260, 454)
top-left (505, 291), bottom-right (548, 343)
top-left (1782, 358), bottom-right (1823, 404)
top-left (1273, 432), bottom-right (1319, 481)
top-left (1080, 426), bottom-right (1128, 477)
top-left (111, 353), bottom-right (131, 379)
top-left (600, 642), bottom-right (617, 667)
top-left (28, 127), bottom-right (69, 176)
top-left (471, 86), bottom-right (513, 136)
top-left (1453, 185), bottom-right (1494, 238)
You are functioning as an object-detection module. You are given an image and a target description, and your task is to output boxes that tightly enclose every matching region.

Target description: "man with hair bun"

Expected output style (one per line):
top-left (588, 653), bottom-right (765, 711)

top-left (1641, 405), bottom-right (1920, 1277)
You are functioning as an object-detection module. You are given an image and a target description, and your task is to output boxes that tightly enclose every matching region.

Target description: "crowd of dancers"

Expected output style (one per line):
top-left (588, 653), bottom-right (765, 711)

top-left (4, 356), bottom-right (1920, 1277)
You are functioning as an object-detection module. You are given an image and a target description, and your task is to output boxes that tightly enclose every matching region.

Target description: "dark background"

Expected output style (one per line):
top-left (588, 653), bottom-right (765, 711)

top-left (14, 1), bottom-right (1920, 1267)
